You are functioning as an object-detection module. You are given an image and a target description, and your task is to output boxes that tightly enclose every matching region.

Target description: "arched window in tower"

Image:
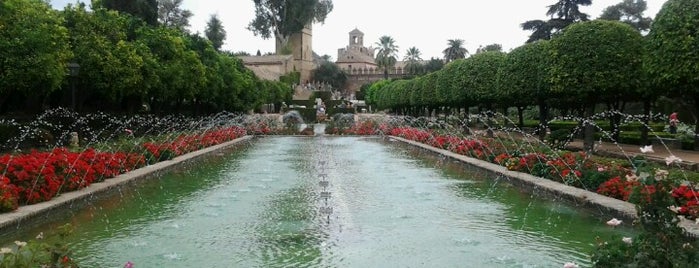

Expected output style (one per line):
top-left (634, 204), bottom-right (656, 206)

top-left (352, 36), bottom-right (357, 44)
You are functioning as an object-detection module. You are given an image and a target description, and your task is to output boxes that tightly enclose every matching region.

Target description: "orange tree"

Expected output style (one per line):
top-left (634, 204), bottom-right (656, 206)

top-left (646, 0), bottom-right (699, 149)
top-left (549, 20), bottom-right (645, 151)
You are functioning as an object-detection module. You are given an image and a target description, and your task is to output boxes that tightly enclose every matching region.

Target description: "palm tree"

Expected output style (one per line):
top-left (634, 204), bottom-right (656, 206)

top-left (403, 46), bottom-right (423, 75)
top-left (443, 39), bottom-right (468, 63)
top-left (375, 35), bottom-right (399, 79)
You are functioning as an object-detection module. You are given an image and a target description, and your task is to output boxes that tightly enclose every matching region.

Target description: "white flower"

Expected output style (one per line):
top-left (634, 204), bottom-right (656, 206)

top-left (625, 173), bottom-right (639, 182)
top-left (14, 241), bottom-right (26, 248)
top-left (563, 262), bottom-right (579, 268)
top-left (640, 145), bottom-right (654, 153)
top-left (606, 218), bottom-right (622, 227)
top-left (665, 155), bottom-right (682, 166)
top-left (622, 237), bottom-right (633, 244)
top-left (655, 169), bottom-right (669, 181)
top-left (0, 247), bottom-right (12, 254)
top-left (35, 232), bottom-right (44, 240)
top-left (669, 205), bottom-right (681, 213)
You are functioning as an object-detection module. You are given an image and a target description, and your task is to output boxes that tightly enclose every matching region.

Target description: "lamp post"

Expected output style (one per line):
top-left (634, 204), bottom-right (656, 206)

top-left (67, 62), bottom-right (80, 110)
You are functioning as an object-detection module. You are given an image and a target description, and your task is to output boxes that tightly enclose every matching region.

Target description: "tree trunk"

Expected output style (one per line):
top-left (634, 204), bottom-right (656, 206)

top-left (517, 106), bottom-right (525, 129)
top-left (640, 100), bottom-right (651, 146)
top-left (583, 105), bottom-right (596, 152)
top-left (538, 100), bottom-right (549, 141)
top-left (486, 103), bottom-right (494, 138)
top-left (695, 96), bottom-right (699, 150)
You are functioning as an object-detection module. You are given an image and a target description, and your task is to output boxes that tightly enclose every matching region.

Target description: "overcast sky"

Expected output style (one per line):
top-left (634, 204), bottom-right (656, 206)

top-left (50, 0), bottom-right (666, 60)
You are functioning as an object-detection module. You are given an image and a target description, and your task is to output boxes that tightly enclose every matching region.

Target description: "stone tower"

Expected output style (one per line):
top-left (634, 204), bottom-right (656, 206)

top-left (276, 24), bottom-right (314, 83)
top-left (336, 28), bottom-right (376, 72)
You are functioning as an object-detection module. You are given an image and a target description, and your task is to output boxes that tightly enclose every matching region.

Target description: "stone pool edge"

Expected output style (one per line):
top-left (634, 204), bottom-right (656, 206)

top-left (389, 136), bottom-right (699, 237)
top-left (0, 135), bottom-right (254, 234)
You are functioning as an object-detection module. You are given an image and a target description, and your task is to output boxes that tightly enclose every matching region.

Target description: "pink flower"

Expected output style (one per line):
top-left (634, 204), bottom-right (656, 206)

top-left (125, 129), bottom-right (134, 135)
top-left (124, 261), bottom-right (134, 268)
top-left (597, 166), bottom-right (606, 172)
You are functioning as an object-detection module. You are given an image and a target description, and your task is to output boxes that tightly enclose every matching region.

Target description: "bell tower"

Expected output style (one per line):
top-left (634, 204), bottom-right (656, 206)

top-left (349, 28), bottom-right (364, 47)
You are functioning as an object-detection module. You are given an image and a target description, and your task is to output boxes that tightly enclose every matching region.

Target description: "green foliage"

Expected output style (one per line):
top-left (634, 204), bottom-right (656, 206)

top-left (423, 57), bottom-right (444, 73)
top-left (646, 0), bottom-right (699, 146)
top-left (646, 0), bottom-right (699, 96)
top-left (0, 224), bottom-right (79, 267)
top-left (204, 14), bottom-right (226, 51)
top-left (375, 36), bottom-right (399, 79)
top-left (279, 71), bottom-right (300, 86)
top-left (442, 39), bottom-right (468, 62)
top-left (599, 0), bottom-right (653, 32)
top-left (64, 5), bottom-right (145, 106)
top-left (364, 80), bottom-right (390, 107)
top-left (463, 51), bottom-right (507, 107)
top-left (403, 46), bottom-right (424, 75)
top-left (550, 20), bottom-right (645, 107)
top-left (497, 40), bottom-right (551, 109)
top-left (475, 43), bottom-right (502, 54)
top-left (0, 0), bottom-right (72, 109)
top-left (521, 0), bottom-right (592, 42)
top-left (592, 169), bottom-right (699, 267)
top-left (311, 61), bottom-right (347, 89)
top-left (100, 0), bottom-right (158, 25)
top-left (158, 0), bottom-right (192, 31)
top-left (248, 0), bottom-right (333, 47)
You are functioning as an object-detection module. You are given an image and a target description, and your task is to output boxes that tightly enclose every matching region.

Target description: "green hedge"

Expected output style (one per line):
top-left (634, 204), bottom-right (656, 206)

top-left (548, 121), bottom-right (665, 132)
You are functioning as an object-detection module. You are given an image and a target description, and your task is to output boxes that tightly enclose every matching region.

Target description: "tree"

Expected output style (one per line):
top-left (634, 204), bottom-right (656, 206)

top-left (0, 0), bottom-right (72, 112)
top-left (375, 35), bottom-right (399, 79)
top-left (311, 61), bottom-right (347, 89)
top-left (550, 20), bottom-right (644, 151)
top-left (599, 0), bottom-right (652, 32)
top-left (522, 0), bottom-right (591, 42)
top-left (465, 51), bottom-right (507, 113)
top-left (443, 39), bottom-right (468, 63)
top-left (101, 0), bottom-right (158, 25)
top-left (158, 0), bottom-right (192, 31)
top-left (647, 0), bottom-right (699, 148)
top-left (248, 0), bottom-right (333, 53)
top-left (205, 14), bottom-right (226, 51)
top-left (497, 41), bottom-right (552, 136)
top-left (476, 43), bottom-right (503, 54)
top-left (423, 57), bottom-right (444, 74)
top-left (63, 5), bottom-right (147, 112)
top-left (403, 46), bottom-right (423, 75)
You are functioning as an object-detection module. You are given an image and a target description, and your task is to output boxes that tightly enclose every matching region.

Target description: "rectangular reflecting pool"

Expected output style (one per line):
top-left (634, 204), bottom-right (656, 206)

top-left (2, 136), bottom-right (633, 267)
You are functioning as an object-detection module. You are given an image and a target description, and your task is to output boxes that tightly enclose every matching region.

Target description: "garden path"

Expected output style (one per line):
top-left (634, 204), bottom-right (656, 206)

top-left (567, 140), bottom-right (699, 171)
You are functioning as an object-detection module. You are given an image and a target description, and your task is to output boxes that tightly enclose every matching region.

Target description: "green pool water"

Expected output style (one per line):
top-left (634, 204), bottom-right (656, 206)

top-left (4, 136), bottom-right (632, 267)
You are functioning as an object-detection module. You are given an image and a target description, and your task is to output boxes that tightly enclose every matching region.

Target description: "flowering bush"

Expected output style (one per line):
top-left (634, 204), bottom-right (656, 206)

top-left (671, 185), bottom-right (699, 219)
top-left (0, 126), bottom-right (245, 211)
top-left (0, 176), bottom-right (18, 212)
top-left (0, 224), bottom-right (78, 267)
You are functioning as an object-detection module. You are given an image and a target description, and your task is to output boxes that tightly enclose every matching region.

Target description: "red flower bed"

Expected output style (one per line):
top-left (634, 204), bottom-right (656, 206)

top-left (381, 126), bottom-right (697, 218)
top-left (0, 148), bottom-right (146, 205)
top-left (0, 126), bottom-right (246, 212)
